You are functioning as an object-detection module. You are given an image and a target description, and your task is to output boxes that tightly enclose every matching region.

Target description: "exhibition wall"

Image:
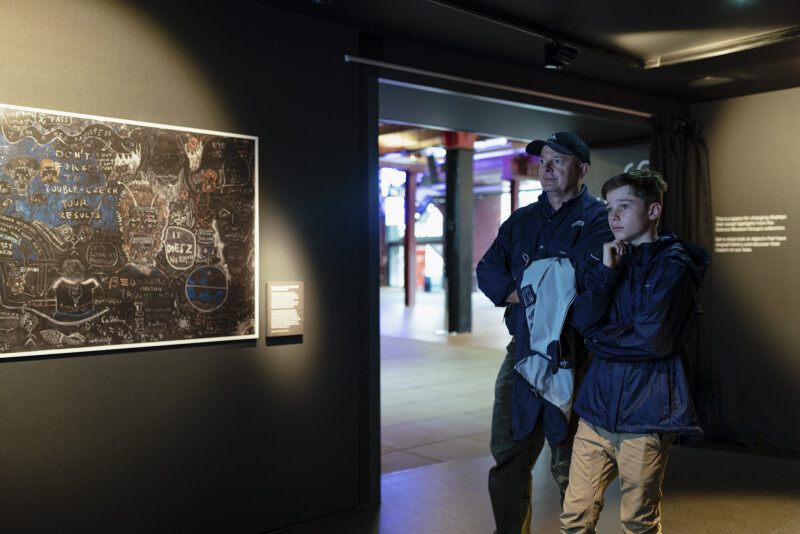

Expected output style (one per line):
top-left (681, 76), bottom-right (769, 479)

top-left (2, 0), bottom-right (797, 532)
top-left (0, 1), bottom-right (376, 532)
top-left (694, 89), bottom-right (800, 450)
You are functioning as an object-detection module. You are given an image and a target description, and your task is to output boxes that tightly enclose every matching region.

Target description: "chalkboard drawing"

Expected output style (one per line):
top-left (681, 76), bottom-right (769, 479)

top-left (168, 200), bottom-right (194, 229)
top-left (7, 267), bottom-right (30, 297)
top-left (49, 259), bottom-right (103, 320)
top-left (137, 130), bottom-right (190, 193)
top-left (213, 194), bottom-right (254, 278)
top-left (20, 311), bottom-right (38, 347)
top-left (40, 159), bottom-right (60, 183)
top-left (6, 156), bottom-right (38, 196)
top-left (116, 182), bottom-right (168, 278)
top-left (4, 156), bottom-right (39, 214)
top-left (57, 223), bottom-right (95, 257)
top-left (111, 150), bottom-right (141, 183)
top-left (40, 329), bottom-right (86, 346)
top-left (0, 102), bottom-right (258, 358)
top-left (185, 265), bottom-right (228, 312)
top-left (164, 226), bottom-right (196, 270)
top-left (185, 136), bottom-right (203, 171)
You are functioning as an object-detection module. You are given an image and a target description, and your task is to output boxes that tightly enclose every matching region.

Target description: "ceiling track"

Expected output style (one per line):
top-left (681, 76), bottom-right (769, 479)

top-left (426, 0), bottom-right (800, 70)
top-left (645, 26), bottom-right (800, 68)
top-left (344, 55), bottom-right (653, 119)
top-left (425, 0), bottom-right (645, 69)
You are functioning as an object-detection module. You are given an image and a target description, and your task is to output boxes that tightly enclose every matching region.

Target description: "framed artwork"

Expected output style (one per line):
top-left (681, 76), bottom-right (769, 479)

top-left (0, 103), bottom-right (258, 358)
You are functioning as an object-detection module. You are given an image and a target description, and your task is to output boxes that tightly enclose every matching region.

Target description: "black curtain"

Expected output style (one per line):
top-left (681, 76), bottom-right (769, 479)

top-left (650, 116), bottom-right (720, 436)
top-left (650, 116), bottom-right (712, 248)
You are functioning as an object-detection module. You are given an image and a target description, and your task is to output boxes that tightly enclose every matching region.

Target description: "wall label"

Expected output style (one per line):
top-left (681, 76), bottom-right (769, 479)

top-left (714, 214), bottom-right (788, 254)
top-left (267, 282), bottom-right (304, 337)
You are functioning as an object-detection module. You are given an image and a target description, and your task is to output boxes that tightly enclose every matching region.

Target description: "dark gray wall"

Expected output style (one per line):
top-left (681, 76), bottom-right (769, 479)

top-left (0, 1), bottom-right (377, 532)
top-left (7, 0), bottom-right (796, 531)
top-left (585, 143), bottom-right (651, 198)
top-left (693, 88), bottom-right (800, 450)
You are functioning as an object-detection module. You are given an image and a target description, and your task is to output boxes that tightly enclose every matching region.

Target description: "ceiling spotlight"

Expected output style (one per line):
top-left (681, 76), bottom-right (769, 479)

top-left (688, 75), bottom-right (739, 87)
top-left (544, 41), bottom-right (577, 70)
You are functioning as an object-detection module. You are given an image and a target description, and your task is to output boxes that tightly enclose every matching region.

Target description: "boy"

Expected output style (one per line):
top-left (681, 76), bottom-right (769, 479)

top-left (559, 169), bottom-right (709, 534)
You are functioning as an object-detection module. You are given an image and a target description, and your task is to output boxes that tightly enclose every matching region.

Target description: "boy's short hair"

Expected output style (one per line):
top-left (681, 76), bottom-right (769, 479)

top-left (601, 169), bottom-right (668, 207)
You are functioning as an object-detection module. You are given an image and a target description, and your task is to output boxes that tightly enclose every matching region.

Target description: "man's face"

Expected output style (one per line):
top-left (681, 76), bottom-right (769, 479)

top-left (538, 146), bottom-right (587, 199)
top-left (605, 186), bottom-right (657, 245)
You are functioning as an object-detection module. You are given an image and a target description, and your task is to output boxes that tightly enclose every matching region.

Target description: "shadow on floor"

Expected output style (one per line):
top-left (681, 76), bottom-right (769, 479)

top-left (269, 444), bottom-right (800, 533)
top-left (271, 288), bottom-right (800, 533)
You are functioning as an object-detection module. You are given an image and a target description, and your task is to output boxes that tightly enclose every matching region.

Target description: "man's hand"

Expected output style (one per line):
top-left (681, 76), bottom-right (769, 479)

top-left (504, 289), bottom-right (520, 304)
top-left (602, 240), bottom-right (626, 270)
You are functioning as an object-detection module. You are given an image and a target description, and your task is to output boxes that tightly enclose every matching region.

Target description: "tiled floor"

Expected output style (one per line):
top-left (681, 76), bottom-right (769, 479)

top-left (273, 443), bottom-right (800, 534)
top-left (271, 286), bottom-right (800, 534)
top-left (379, 287), bottom-right (508, 473)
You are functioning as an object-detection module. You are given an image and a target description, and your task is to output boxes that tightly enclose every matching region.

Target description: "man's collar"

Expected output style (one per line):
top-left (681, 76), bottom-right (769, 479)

top-left (539, 184), bottom-right (587, 213)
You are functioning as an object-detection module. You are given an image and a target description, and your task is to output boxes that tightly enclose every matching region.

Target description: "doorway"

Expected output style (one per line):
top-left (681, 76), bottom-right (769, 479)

top-left (377, 126), bottom-right (535, 473)
top-left (374, 76), bottom-right (652, 474)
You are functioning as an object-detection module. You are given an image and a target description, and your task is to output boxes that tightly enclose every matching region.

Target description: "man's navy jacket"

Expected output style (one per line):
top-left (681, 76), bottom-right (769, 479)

top-left (477, 185), bottom-right (611, 444)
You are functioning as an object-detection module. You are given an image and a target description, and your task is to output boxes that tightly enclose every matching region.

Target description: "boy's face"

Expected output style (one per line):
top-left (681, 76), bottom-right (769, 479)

top-left (605, 186), bottom-right (660, 245)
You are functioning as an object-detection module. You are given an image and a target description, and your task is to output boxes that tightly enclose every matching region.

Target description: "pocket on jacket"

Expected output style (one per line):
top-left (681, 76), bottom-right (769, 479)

top-left (620, 364), bottom-right (670, 427)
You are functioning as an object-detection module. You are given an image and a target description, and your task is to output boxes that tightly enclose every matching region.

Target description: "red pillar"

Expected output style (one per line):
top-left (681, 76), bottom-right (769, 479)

top-left (404, 171), bottom-right (416, 307)
top-left (442, 131), bottom-right (479, 150)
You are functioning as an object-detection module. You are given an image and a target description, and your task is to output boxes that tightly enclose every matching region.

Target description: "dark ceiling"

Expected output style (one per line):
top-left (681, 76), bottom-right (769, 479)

top-left (261, 0), bottom-right (800, 102)
top-left (259, 0), bottom-right (800, 153)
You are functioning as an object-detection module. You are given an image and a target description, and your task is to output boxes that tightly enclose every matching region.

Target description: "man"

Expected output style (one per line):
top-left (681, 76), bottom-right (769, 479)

top-left (477, 132), bottom-right (612, 534)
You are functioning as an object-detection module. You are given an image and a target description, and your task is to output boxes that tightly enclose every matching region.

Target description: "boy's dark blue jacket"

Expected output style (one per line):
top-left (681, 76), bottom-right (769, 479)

top-left (572, 232), bottom-right (709, 444)
top-left (477, 185), bottom-right (611, 444)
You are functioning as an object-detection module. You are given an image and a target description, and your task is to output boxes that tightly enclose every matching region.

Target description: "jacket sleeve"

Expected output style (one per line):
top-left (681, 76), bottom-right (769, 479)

top-left (578, 259), bottom-right (699, 362)
top-left (569, 208), bottom-right (613, 293)
top-left (572, 262), bottom-right (619, 340)
top-left (476, 219), bottom-right (516, 307)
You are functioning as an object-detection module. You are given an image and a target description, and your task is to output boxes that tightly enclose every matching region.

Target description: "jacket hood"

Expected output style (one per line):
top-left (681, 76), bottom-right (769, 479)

top-left (627, 231), bottom-right (710, 286)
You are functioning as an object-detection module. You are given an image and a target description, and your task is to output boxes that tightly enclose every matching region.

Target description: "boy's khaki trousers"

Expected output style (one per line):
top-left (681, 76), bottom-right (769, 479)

top-left (560, 419), bottom-right (676, 534)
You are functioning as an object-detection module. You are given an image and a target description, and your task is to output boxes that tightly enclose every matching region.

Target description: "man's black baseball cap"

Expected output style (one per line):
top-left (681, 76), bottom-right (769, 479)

top-left (525, 132), bottom-right (590, 164)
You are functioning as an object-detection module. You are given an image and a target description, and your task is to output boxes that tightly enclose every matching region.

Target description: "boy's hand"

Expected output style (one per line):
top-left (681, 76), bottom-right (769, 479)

top-left (603, 240), bottom-right (626, 269)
